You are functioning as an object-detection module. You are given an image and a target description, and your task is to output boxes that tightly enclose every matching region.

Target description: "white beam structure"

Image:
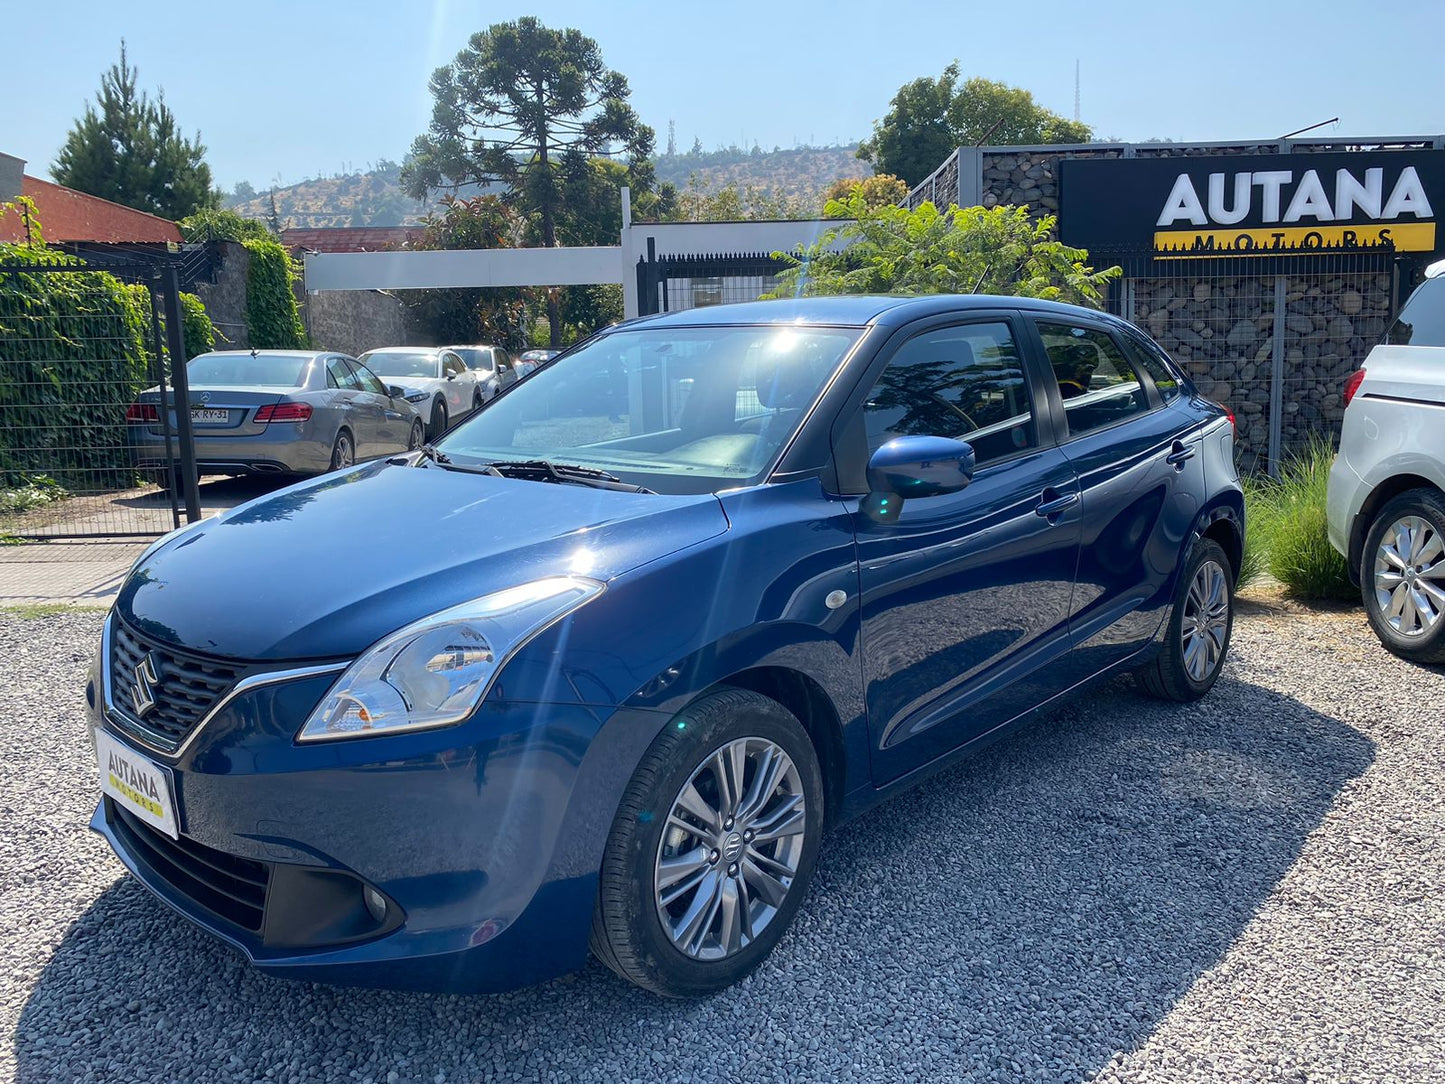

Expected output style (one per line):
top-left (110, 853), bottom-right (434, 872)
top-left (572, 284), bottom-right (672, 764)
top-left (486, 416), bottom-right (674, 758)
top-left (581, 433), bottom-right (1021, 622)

top-left (304, 245), bottom-right (622, 292)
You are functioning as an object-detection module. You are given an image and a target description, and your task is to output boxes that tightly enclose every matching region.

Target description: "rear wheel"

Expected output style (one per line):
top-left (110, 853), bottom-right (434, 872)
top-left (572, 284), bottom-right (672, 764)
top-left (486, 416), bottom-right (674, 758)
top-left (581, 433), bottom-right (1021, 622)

top-left (1361, 488), bottom-right (1445, 664)
top-left (1137, 537), bottom-right (1234, 701)
top-left (329, 430), bottom-right (355, 471)
top-left (591, 689), bottom-right (824, 997)
top-left (428, 399), bottom-right (448, 441)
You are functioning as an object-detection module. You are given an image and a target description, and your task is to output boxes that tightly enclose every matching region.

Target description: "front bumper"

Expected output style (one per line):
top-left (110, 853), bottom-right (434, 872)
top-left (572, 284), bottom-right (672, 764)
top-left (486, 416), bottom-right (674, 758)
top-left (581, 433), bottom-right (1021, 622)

top-left (88, 663), bottom-right (664, 993)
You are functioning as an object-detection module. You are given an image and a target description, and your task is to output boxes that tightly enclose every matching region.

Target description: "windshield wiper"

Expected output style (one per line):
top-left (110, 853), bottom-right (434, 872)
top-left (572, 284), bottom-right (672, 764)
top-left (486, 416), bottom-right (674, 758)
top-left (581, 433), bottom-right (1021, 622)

top-left (485, 459), bottom-right (654, 494)
top-left (394, 444), bottom-right (504, 477)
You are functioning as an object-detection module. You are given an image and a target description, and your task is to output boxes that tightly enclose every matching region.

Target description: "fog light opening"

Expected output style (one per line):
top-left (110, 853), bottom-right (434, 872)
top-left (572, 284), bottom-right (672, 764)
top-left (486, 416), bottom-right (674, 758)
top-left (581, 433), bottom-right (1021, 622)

top-left (363, 885), bottom-right (388, 924)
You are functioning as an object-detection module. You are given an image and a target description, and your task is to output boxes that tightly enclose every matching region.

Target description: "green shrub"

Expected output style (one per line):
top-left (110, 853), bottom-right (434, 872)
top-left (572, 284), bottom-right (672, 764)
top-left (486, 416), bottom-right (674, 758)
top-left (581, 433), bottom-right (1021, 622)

top-left (241, 237), bottom-right (307, 349)
top-left (123, 285), bottom-right (218, 361)
top-left (177, 208), bottom-right (272, 243)
top-left (0, 475), bottom-right (69, 514)
top-left (1252, 439), bottom-right (1355, 601)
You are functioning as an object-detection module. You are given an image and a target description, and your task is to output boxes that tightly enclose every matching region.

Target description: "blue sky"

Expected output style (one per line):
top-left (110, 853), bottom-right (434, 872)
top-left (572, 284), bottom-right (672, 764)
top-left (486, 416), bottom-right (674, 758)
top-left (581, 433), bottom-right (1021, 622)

top-left (5, 0), bottom-right (1443, 190)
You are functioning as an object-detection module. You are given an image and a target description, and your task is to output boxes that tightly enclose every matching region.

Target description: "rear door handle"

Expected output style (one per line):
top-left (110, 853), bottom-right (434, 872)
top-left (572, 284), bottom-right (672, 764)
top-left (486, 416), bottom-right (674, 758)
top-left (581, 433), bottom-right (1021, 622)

top-left (1166, 440), bottom-right (1196, 470)
top-left (1035, 490), bottom-right (1080, 518)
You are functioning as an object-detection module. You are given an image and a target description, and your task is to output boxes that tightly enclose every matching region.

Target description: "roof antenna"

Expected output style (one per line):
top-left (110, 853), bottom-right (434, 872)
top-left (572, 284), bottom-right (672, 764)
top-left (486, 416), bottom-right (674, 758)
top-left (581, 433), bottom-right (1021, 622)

top-left (250, 347), bottom-right (259, 357)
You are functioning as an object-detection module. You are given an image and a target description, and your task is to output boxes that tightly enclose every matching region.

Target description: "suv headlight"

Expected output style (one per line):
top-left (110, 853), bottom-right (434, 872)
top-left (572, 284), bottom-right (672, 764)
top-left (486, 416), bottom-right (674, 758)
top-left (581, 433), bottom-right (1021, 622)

top-left (298, 576), bottom-right (604, 742)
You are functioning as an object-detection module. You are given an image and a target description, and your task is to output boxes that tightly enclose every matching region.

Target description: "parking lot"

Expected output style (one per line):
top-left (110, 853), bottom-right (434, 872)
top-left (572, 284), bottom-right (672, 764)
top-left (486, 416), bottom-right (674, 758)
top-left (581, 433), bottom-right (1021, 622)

top-left (2, 594), bottom-right (1440, 1084)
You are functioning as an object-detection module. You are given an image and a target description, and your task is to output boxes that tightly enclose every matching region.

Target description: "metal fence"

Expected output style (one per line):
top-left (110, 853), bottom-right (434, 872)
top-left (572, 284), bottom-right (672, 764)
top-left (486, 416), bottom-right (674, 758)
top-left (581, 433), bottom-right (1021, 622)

top-left (0, 255), bottom-right (201, 540)
top-left (1099, 245), bottom-right (1399, 473)
top-left (635, 251), bottom-right (793, 317)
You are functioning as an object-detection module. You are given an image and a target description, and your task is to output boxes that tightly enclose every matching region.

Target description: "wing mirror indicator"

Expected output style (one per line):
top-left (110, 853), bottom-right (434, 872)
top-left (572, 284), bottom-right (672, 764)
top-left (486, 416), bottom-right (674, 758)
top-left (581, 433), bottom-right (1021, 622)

top-left (861, 436), bottom-right (975, 523)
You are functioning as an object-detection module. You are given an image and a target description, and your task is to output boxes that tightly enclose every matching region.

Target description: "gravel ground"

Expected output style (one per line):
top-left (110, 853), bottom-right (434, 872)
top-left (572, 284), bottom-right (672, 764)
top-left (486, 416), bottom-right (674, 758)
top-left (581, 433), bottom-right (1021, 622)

top-left (2, 598), bottom-right (1441, 1084)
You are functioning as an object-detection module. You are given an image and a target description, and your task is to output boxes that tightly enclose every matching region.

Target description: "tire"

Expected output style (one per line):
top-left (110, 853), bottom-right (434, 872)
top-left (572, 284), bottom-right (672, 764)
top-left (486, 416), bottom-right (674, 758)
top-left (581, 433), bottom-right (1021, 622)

top-left (590, 688), bottom-right (824, 997)
top-left (1360, 488), bottom-right (1445, 664)
top-left (407, 419), bottom-right (425, 451)
top-left (428, 399), bottom-right (448, 441)
top-left (472, 390), bottom-right (483, 414)
top-left (329, 430), bottom-right (355, 472)
top-left (1137, 537), bottom-right (1234, 702)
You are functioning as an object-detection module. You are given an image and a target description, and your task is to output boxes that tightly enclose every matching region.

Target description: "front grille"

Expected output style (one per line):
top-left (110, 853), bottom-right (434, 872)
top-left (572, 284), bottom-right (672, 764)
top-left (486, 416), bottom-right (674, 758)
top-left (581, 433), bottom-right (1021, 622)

top-left (110, 804), bottom-right (271, 933)
top-left (109, 617), bottom-right (246, 753)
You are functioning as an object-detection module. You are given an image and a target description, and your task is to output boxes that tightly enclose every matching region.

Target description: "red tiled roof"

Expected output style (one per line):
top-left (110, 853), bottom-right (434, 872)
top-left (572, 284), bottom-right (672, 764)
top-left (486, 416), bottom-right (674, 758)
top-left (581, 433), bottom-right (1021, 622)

top-left (281, 226), bottom-right (425, 253)
top-left (0, 176), bottom-right (182, 244)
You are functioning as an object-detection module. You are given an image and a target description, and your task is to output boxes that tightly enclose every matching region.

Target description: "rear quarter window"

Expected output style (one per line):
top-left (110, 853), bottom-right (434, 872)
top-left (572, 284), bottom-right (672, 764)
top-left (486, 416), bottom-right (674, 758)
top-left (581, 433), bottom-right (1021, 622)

top-left (1385, 276), bottom-right (1445, 347)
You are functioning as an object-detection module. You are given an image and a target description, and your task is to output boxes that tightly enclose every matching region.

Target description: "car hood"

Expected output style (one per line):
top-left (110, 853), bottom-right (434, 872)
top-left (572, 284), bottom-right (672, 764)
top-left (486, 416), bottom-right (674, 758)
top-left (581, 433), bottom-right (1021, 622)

top-left (117, 461), bottom-right (730, 661)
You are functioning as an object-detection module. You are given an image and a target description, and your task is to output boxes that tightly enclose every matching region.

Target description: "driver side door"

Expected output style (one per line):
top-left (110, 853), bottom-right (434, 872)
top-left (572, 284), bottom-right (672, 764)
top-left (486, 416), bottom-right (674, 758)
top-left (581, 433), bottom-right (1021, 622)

top-left (848, 317), bottom-right (1082, 784)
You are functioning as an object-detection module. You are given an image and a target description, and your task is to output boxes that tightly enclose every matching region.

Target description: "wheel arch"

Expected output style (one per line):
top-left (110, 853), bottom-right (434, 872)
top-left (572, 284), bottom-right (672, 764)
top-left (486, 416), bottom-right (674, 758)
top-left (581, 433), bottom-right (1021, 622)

top-left (1350, 474), bottom-right (1442, 584)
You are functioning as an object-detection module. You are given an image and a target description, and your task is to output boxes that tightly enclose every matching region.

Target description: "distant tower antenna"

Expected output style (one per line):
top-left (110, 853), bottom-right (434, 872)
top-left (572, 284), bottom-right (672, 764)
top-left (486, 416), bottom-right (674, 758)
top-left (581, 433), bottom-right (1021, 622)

top-left (1074, 60), bottom-right (1081, 122)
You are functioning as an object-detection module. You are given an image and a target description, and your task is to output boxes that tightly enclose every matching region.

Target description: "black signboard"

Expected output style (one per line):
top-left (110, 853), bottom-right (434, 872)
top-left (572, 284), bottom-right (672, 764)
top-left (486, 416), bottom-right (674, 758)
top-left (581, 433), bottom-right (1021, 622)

top-left (1059, 150), bottom-right (1445, 258)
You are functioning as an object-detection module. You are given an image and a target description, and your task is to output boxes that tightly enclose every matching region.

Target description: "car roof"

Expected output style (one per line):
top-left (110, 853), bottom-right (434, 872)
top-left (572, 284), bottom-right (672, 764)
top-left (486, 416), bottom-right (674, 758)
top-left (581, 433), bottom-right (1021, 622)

top-left (193, 350), bottom-right (330, 361)
top-left (359, 346), bottom-right (443, 354)
top-left (627, 294), bottom-right (1126, 331)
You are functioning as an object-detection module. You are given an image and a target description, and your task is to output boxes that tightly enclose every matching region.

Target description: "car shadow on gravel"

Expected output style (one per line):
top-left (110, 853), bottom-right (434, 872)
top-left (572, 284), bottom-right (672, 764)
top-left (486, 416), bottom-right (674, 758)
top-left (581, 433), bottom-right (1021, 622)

top-left (15, 672), bottom-right (1373, 1084)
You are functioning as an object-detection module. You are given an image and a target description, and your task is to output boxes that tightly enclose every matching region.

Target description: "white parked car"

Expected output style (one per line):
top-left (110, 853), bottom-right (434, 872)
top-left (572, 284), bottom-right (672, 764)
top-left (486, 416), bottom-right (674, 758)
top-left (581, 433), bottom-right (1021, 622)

top-left (1328, 260), bottom-right (1445, 663)
top-left (443, 345), bottom-right (507, 402)
top-left (356, 347), bottom-right (486, 440)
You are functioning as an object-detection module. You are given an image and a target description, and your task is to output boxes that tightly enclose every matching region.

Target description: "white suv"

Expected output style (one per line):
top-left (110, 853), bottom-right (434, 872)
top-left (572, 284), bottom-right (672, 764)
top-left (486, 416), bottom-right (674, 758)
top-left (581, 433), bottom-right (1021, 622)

top-left (1328, 261), bottom-right (1445, 662)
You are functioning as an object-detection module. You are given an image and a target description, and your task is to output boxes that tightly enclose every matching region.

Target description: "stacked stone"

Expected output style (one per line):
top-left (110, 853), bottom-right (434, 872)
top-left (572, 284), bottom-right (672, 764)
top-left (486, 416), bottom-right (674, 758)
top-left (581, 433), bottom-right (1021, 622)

top-left (980, 153), bottom-right (1065, 216)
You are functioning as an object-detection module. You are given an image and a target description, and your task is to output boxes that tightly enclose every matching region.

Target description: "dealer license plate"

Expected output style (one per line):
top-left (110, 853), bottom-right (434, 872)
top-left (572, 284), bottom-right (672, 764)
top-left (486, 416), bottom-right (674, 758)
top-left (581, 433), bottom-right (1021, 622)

top-left (95, 728), bottom-right (178, 839)
top-left (190, 408), bottom-right (230, 425)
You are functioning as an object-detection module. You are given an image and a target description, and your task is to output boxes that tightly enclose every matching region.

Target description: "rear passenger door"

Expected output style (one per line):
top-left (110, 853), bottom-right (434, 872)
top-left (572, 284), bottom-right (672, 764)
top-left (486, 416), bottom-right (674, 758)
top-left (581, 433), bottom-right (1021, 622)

top-left (848, 316), bottom-right (1083, 783)
top-left (1025, 317), bottom-right (1207, 675)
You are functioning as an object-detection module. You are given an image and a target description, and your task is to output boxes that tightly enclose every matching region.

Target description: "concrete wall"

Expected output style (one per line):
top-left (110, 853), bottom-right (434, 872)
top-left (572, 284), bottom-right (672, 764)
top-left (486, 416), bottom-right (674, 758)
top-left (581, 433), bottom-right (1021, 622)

top-left (188, 241), bottom-right (250, 349)
top-left (304, 290), bottom-right (407, 355)
top-left (0, 153), bottom-right (23, 203)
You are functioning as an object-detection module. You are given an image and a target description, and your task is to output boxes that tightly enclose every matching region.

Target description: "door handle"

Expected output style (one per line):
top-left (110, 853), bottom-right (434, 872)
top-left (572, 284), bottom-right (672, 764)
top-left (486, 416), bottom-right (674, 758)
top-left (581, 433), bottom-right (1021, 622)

top-left (1166, 440), bottom-right (1196, 470)
top-left (1035, 490), bottom-right (1080, 518)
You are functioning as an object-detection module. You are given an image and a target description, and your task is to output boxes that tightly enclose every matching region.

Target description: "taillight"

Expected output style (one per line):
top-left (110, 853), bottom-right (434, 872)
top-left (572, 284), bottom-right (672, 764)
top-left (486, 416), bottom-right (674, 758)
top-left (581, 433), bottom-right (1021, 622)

top-left (125, 403), bottom-right (158, 423)
top-left (1211, 401), bottom-right (1235, 429)
top-left (1343, 368), bottom-right (1366, 407)
top-left (255, 402), bottom-right (313, 423)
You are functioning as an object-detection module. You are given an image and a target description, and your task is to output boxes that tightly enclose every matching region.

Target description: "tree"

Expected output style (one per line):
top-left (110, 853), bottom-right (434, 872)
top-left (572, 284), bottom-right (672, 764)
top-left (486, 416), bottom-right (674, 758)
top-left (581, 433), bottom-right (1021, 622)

top-left (822, 174), bottom-right (909, 215)
top-left (177, 208), bottom-right (272, 243)
top-left (766, 191), bottom-right (1120, 306)
top-left (858, 63), bottom-right (1092, 187)
top-left (402, 17), bottom-right (654, 347)
top-left (52, 43), bottom-right (218, 220)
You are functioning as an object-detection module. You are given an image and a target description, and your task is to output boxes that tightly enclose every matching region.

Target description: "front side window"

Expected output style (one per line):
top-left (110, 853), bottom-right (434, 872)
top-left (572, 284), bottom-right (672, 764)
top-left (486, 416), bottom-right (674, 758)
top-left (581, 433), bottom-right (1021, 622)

top-left (862, 322), bottom-right (1036, 466)
top-left (348, 361), bottom-right (389, 396)
top-left (438, 325), bottom-right (861, 494)
top-left (1037, 322), bottom-right (1149, 438)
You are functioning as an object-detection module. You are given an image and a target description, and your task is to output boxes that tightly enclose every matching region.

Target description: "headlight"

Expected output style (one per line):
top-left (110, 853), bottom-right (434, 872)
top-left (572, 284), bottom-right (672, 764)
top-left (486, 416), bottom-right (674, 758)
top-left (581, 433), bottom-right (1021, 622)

top-left (298, 576), bottom-right (604, 742)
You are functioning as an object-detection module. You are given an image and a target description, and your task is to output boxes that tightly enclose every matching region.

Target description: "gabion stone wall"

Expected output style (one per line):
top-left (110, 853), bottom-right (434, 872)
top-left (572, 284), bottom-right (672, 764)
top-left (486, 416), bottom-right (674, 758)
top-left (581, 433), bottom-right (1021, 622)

top-left (1129, 268), bottom-right (1393, 468)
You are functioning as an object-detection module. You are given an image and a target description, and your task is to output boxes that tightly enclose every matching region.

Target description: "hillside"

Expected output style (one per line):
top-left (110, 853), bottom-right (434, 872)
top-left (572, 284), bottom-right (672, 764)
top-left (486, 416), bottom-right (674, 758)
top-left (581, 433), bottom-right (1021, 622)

top-left (225, 144), bottom-right (869, 228)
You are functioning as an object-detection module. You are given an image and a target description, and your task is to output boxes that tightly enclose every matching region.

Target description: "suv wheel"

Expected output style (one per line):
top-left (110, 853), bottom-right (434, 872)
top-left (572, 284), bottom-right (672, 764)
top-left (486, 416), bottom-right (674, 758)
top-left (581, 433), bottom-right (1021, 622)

top-left (590, 689), bottom-right (823, 997)
top-left (1361, 488), bottom-right (1445, 663)
top-left (1137, 536), bottom-right (1234, 701)
top-left (428, 399), bottom-right (448, 441)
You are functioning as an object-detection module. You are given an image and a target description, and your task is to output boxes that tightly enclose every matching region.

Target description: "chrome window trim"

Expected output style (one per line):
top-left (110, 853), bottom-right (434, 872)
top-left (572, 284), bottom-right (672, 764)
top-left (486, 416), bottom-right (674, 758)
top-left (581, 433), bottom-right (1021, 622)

top-left (100, 613), bottom-right (346, 762)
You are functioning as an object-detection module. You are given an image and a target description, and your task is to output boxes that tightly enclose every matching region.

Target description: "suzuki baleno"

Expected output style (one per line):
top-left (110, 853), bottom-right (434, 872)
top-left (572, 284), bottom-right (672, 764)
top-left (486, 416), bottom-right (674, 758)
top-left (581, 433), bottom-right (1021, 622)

top-left (89, 295), bottom-right (1243, 997)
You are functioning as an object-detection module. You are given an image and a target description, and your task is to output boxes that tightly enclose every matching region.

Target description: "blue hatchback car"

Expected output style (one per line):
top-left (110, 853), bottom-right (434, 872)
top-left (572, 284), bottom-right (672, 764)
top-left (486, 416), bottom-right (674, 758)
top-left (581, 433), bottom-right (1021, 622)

top-left (89, 295), bottom-right (1243, 997)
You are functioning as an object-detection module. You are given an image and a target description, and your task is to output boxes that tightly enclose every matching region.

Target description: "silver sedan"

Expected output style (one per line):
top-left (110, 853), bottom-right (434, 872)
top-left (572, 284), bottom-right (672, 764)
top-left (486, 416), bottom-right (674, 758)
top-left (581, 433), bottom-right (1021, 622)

top-left (127, 350), bottom-right (426, 481)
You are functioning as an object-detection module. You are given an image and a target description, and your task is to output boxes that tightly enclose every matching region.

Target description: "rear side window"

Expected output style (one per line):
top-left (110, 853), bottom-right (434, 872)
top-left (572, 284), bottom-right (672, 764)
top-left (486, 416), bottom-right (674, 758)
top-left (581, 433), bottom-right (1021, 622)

top-left (862, 321), bottom-right (1036, 466)
top-left (1037, 322), bottom-right (1150, 438)
top-left (1385, 276), bottom-right (1445, 346)
top-left (326, 358), bottom-right (360, 391)
top-left (1122, 330), bottom-right (1183, 402)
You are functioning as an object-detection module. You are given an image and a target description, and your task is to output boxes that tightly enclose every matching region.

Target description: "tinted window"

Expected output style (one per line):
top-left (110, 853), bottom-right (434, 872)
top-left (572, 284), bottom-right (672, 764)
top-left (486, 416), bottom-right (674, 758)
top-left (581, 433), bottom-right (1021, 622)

top-left (189, 353), bottom-right (308, 387)
top-left (1037, 322), bottom-right (1149, 437)
top-left (442, 353), bottom-right (466, 376)
top-left (348, 361), bottom-right (389, 396)
top-left (326, 357), bottom-right (359, 391)
top-left (1385, 276), bottom-right (1445, 346)
top-left (862, 322), bottom-right (1035, 466)
top-left (1122, 329), bottom-right (1182, 402)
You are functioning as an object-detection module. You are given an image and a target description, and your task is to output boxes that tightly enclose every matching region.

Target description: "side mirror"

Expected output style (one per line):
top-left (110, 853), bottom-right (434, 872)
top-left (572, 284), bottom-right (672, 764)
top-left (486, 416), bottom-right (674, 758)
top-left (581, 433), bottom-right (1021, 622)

top-left (387, 385), bottom-right (406, 399)
top-left (862, 435), bottom-right (975, 522)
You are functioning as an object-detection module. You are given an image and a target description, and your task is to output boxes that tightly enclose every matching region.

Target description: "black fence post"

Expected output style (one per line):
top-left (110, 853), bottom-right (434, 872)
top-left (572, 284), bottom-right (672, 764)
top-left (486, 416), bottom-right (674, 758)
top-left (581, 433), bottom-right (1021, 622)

top-left (146, 277), bottom-right (181, 530)
top-left (161, 267), bottom-right (202, 523)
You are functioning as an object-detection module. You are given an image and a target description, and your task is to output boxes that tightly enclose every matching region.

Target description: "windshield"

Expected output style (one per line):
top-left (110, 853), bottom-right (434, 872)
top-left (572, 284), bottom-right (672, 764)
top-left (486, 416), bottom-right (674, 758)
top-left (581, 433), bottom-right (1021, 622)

top-left (437, 324), bottom-right (861, 494)
top-left (359, 351), bottom-right (439, 378)
top-left (451, 348), bottom-right (493, 371)
top-left (188, 353), bottom-right (307, 387)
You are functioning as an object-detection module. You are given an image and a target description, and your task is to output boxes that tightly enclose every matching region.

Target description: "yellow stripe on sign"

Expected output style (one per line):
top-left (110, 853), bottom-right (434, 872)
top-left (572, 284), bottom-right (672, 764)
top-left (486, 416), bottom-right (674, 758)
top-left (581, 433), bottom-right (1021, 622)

top-left (110, 773), bottom-right (164, 818)
top-left (1153, 222), bottom-right (1437, 256)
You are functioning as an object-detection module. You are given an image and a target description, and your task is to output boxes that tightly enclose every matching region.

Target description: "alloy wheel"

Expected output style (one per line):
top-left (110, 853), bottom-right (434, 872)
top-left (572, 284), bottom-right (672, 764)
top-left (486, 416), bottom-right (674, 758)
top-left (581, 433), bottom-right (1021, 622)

top-left (1373, 515), bottom-right (1445, 638)
top-left (654, 737), bottom-right (807, 961)
top-left (1181, 558), bottom-right (1229, 683)
top-left (408, 421), bottom-right (424, 451)
top-left (331, 433), bottom-right (354, 470)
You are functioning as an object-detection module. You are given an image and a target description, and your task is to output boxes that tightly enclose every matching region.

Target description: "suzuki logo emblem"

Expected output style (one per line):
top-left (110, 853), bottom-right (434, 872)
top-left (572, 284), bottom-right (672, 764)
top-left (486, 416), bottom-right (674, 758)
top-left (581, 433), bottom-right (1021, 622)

top-left (130, 653), bottom-right (160, 717)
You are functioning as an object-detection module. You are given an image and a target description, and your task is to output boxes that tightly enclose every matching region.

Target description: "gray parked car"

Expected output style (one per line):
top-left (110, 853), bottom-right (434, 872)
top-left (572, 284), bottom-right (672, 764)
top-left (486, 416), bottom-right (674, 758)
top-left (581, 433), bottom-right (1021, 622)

top-left (356, 347), bottom-right (487, 439)
top-left (127, 350), bottom-right (426, 481)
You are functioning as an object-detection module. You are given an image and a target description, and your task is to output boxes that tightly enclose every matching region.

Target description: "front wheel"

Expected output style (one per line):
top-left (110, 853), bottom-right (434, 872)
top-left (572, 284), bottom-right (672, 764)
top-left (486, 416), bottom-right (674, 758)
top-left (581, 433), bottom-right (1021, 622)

top-left (590, 689), bottom-right (824, 997)
top-left (1137, 537), bottom-right (1234, 701)
top-left (1361, 488), bottom-right (1445, 664)
top-left (428, 399), bottom-right (448, 441)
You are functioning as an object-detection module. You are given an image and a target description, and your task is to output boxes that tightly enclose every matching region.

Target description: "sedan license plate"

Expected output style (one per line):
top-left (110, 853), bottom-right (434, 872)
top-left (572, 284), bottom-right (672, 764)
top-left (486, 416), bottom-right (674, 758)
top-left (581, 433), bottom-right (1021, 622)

top-left (95, 728), bottom-right (178, 839)
top-left (190, 408), bottom-right (230, 425)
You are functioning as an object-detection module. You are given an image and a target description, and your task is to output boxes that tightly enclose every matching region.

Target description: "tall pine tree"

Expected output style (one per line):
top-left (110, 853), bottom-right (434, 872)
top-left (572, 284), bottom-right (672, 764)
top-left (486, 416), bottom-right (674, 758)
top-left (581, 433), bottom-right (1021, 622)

top-left (52, 43), bottom-right (218, 220)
